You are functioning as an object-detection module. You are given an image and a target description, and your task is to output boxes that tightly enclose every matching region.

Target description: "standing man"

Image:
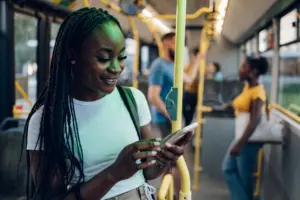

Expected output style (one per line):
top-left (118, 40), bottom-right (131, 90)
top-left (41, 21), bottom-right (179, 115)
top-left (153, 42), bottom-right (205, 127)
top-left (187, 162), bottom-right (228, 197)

top-left (148, 32), bottom-right (175, 137)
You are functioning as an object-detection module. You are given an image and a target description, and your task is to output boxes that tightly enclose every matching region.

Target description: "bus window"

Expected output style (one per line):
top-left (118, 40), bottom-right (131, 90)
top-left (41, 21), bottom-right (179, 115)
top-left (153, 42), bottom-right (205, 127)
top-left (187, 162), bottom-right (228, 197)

top-left (14, 13), bottom-right (38, 113)
top-left (278, 42), bottom-right (300, 112)
top-left (260, 50), bottom-right (273, 98)
top-left (50, 23), bottom-right (60, 64)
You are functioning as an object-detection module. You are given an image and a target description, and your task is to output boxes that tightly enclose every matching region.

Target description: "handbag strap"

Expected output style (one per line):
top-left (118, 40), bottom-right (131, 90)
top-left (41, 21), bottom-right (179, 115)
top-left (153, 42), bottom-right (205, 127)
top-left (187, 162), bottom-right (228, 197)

top-left (117, 85), bottom-right (141, 139)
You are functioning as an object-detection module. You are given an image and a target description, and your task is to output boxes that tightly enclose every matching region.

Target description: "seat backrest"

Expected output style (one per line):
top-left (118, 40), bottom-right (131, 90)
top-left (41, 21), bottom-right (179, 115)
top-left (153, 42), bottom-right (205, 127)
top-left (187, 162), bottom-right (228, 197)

top-left (0, 128), bottom-right (27, 197)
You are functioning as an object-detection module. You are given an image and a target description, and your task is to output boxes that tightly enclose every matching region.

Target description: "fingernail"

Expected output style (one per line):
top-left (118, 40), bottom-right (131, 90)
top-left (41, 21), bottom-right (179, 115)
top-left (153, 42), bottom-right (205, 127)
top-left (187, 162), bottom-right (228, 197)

top-left (151, 160), bottom-right (156, 164)
top-left (156, 147), bottom-right (162, 152)
top-left (151, 151), bottom-right (157, 156)
top-left (155, 138), bottom-right (161, 141)
top-left (154, 142), bottom-right (160, 146)
top-left (165, 143), bottom-right (172, 148)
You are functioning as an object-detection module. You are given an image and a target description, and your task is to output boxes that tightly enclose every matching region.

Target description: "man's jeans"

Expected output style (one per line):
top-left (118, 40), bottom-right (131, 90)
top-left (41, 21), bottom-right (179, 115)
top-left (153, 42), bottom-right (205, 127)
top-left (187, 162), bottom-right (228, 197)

top-left (222, 141), bottom-right (262, 200)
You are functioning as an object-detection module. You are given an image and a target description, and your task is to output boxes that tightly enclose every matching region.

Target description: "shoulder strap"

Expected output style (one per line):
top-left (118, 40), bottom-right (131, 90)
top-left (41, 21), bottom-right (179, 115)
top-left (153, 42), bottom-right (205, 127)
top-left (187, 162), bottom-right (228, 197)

top-left (117, 85), bottom-right (141, 139)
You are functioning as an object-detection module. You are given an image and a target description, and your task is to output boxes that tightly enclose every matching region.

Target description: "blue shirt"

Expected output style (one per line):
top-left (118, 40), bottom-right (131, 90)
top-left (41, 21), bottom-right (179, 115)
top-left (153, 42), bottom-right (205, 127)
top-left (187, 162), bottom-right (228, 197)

top-left (149, 58), bottom-right (174, 123)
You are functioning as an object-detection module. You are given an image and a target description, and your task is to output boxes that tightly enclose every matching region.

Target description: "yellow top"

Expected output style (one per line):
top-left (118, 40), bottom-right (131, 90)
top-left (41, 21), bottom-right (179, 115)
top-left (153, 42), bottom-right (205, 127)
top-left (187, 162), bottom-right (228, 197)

top-left (232, 84), bottom-right (266, 116)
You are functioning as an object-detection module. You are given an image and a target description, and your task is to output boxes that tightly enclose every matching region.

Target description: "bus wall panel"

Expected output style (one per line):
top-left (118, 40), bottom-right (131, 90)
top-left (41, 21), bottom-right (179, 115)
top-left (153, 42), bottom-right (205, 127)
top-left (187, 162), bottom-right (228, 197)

top-left (207, 37), bottom-right (240, 79)
top-left (261, 111), bottom-right (300, 200)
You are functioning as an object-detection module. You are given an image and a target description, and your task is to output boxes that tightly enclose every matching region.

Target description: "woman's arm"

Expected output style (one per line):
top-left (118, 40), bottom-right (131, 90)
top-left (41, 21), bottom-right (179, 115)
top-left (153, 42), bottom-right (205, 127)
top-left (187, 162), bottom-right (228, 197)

top-left (29, 137), bottom-right (159, 199)
top-left (29, 151), bottom-right (118, 200)
top-left (213, 104), bottom-right (233, 111)
top-left (230, 99), bottom-right (264, 155)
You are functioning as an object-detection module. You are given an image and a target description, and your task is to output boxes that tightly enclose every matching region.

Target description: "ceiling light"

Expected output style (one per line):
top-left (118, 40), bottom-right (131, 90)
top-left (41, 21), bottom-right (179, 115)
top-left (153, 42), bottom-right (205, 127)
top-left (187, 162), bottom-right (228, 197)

top-left (215, 0), bottom-right (228, 33)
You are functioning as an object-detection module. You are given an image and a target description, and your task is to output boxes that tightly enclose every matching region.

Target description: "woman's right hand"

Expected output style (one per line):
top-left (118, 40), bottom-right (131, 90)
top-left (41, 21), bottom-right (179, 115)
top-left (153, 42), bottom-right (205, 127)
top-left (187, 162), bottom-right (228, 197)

top-left (108, 138), bottom-right (161, 182)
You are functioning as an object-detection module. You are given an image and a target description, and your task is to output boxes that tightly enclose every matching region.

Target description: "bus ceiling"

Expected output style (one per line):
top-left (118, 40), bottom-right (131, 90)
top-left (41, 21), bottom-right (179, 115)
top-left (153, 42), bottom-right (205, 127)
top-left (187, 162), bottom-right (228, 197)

top-left (10, 0), bottom-right (299, 46)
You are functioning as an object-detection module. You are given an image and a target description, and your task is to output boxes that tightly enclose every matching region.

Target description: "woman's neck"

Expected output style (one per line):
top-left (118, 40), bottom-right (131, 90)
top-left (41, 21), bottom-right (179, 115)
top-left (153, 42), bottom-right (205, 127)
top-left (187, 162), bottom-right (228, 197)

top-left (72, 83), bottom-right (106, 102)
top-left (247, 78), bottom-right (259, 87)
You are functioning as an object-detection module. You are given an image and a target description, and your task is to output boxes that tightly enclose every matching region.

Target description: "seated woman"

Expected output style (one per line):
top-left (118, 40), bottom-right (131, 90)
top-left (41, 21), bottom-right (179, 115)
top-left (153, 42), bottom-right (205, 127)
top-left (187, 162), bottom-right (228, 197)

top-left (213, 56), bottom-right (268, 200)
top-left (25, 8), bottom-right (192, 200)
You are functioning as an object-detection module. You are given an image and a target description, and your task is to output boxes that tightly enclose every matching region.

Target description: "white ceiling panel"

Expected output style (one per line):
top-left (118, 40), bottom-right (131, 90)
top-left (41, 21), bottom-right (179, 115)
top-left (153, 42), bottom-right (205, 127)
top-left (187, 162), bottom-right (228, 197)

top-left (222, 0), bottom-right (277, 42)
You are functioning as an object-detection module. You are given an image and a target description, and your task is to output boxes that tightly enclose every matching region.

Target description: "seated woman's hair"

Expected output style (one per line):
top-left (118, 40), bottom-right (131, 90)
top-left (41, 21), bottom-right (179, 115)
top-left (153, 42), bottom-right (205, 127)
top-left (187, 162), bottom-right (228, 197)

top-left (213, 62), bottom-right (221, 72)
top-left (246, 56), bottom-right (269, 75)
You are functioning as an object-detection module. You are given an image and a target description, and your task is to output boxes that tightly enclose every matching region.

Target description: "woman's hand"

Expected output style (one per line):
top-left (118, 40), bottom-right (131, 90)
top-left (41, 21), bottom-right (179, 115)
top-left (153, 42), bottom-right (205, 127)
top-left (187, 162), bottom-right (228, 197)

top-left (155, 131), bottom-right (194, 167)
top-left (109, 138), bottom-right (161, 182)
top-left (230, 141), bottom-right (243, 156)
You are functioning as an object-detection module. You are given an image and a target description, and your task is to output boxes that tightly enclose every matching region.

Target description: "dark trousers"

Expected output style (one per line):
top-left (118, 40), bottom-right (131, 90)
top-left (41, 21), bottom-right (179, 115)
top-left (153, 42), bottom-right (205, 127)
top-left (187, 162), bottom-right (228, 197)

top-left (183, 92), bottom-right (197, 126)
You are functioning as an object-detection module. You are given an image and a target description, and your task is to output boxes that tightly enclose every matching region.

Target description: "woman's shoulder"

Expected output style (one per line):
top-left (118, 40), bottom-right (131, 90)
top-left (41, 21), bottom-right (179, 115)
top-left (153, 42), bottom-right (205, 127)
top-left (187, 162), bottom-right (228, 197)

top-left (127, 87), bottom-right (147, 101)
top-left (29, 106), bottom-right (44, 124)
top-left (27, 106), bottom-right (44, 150)
top-left (250, 84), bottom-right (267, 101)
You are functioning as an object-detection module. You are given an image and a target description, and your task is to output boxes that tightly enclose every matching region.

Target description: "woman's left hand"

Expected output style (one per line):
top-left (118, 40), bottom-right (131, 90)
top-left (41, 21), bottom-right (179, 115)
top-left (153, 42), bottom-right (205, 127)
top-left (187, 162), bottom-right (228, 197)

top-left (155, 131), bottom-right (194, 167)
top-left (230, 142), bottom-right (243, 156)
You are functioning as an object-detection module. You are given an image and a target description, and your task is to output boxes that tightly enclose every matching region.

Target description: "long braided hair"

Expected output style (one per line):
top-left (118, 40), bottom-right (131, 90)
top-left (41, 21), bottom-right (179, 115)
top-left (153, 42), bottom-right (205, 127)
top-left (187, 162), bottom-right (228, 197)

top-left (22, 8), bottom-right (123, 199)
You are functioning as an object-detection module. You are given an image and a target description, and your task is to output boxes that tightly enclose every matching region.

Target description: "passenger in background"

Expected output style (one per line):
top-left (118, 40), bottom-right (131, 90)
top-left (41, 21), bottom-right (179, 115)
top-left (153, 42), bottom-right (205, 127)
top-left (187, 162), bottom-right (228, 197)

top-left (183, 48), bottom-right (201, 126)
top-left (213, 56), bottom-right (268, 200)
top-left (206, 62), bottom-right (223, 81)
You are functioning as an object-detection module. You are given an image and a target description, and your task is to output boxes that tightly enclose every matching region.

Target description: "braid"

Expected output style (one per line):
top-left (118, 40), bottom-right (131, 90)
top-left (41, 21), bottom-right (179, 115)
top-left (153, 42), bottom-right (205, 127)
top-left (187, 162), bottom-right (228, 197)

top-left (22, 8), bottom-right (122, 200)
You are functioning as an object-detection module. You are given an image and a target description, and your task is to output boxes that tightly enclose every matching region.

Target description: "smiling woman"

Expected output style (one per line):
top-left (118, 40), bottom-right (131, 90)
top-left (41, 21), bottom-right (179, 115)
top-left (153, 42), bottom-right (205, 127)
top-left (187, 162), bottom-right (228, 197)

top-left (23, 7), bottom-right (193, 200)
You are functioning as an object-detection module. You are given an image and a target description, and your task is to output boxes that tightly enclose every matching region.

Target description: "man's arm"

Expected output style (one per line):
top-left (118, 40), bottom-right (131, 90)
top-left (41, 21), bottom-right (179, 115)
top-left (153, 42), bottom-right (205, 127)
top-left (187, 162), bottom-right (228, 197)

top-left (148, 86), bottom-right (170, 121)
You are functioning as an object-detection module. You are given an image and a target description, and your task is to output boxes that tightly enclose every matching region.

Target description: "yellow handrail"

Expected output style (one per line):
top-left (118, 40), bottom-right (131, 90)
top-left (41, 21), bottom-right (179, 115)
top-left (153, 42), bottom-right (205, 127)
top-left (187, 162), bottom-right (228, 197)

top-left (52, 0), bottom-right (62, 4)
top-left (98, 0), bottom-right (122, 13)
top-left (158, 174), bottom-right (174, 200)
top-left (82, 0), bottom-right (90, 7)
top-left (270, 104), bottom-right (300, 123)
top-left (193, 26), bottom-right (211, 190)
top-left (253, 148), bottom-right (263, 197)
top-left (128, 16), bottom-right (140, 88)
top-left (144, 20), bottom-right (164, 57)
top-left (13, 106), bottom-right (31, 118)
top-left (154, 7), bottom-right (211, 20)
top-left (68, 1), bottom-right (77, 9)
top-left (15, 81), bottom-right (33, 107)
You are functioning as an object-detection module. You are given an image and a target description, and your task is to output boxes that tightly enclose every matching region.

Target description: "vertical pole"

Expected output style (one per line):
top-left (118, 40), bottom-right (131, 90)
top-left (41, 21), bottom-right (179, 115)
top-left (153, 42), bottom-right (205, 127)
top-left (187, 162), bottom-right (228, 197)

top-left (172, 1), bottom-right (191, 199)
top-left (0, 0), bottom-right (14, 123)
top-left (271, 18), bottom-right (279, 104)
top-left (37, 14), bottom-right (50, 97)
top-left (128, 16), bottom-right (140, 88)
top-left (193, 29), bottom-right (208, 190)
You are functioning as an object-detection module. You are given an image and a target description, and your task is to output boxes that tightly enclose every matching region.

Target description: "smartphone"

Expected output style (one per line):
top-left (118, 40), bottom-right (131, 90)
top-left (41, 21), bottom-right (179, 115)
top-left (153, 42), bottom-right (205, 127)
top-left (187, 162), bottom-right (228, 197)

top-left (160, 122), bottom-right (199, 147)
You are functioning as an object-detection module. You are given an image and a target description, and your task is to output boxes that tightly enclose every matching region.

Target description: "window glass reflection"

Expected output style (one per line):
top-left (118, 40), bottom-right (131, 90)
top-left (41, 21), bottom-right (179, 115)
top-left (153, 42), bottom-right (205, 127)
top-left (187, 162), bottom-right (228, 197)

top-left (278, 42), bottom-right (300, 114)
top-left (50, 23), bottom-right (60, 64)
top-left (14, 13), bottom-right (38, 118)
top-left (260, 50), bottom-right (273, 98)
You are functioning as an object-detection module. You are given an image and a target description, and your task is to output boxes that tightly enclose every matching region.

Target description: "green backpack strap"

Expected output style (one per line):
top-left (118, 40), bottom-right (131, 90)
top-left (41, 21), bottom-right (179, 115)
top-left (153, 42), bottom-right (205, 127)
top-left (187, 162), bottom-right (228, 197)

top-left (117, 85), bottom-right (141, 139)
